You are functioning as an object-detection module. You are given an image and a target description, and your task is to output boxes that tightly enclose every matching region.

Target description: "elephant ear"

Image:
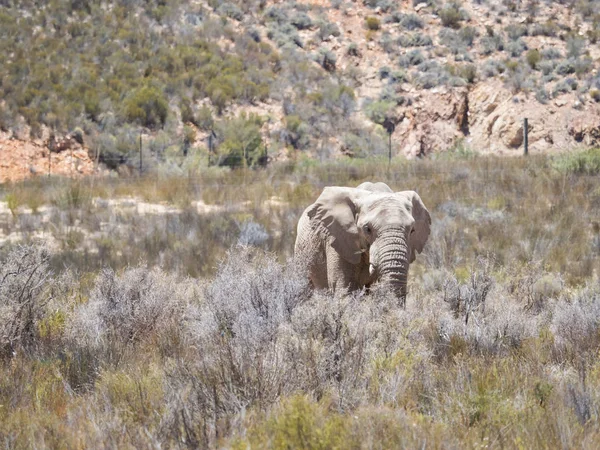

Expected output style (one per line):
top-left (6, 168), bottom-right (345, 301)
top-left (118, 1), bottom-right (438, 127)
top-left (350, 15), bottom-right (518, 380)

top-left (356, 181), bottom-right (393, 193)
top-left (307, 187), bottom-right (362, 264)
top-left (397, 191), bottom-right (431, 263)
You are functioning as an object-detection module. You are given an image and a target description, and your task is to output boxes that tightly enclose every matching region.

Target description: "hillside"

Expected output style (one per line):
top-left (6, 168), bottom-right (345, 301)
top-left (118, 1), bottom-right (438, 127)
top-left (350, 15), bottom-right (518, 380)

top-left (1, 0), bottom-right (600, 179)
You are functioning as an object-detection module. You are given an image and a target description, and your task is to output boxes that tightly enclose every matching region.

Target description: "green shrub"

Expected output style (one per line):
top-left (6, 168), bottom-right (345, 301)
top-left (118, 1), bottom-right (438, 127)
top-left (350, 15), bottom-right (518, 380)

top-left (526, 49), bottom-right (541, 69)
top-left (124, 86), bottom-right (168, 129)
top-left (590, 89), bottom-right (600, 102)
top-left (459, 64), bottom-right (477, 83)
top-left (505, 24), bottom-right (528, 40)
top-left (365, 16), bottom-right (381, 31)
top-left (215, 113), bottom-right (265, 167)
top-left (180, 98), bottom-right (195, 124)
top-left (553, 148), bottom-right (600, 175)
top-left (439, 5), bottom-right (462, 29)
top-left (365, 100), bottom-right (395, 125)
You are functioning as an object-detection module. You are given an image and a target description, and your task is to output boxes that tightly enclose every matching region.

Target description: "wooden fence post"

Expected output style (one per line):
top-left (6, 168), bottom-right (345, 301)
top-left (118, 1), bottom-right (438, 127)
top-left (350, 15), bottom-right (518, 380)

top-left (139, 130), bottom-right (143, 175)
top-left (523, 118), bottom-right (528, 156)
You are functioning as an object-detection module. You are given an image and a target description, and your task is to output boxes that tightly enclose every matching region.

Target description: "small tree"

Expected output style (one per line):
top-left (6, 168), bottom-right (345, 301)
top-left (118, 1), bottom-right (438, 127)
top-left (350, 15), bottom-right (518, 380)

top-left (215, 113), bottom-right (266, 167)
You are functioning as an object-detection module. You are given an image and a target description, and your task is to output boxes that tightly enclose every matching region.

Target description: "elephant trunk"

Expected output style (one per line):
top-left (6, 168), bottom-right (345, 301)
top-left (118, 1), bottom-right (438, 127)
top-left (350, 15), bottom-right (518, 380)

top-left (373, 229), bottom-right (410, 306)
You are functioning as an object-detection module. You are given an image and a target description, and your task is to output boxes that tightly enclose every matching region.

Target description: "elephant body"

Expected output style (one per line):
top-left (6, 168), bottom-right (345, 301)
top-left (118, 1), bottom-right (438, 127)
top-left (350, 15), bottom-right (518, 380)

top-left (295, 182), bottom-right (431, 303)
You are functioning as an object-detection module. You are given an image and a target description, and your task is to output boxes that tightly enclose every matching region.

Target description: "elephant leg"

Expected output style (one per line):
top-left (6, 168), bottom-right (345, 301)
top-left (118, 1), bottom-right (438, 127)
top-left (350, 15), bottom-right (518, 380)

top-left (325, 244), bottom-right (361, 292)
top-left (295, 213), bottom-right (329, 289)
top-left (308, 241), bottom-right (328, 289)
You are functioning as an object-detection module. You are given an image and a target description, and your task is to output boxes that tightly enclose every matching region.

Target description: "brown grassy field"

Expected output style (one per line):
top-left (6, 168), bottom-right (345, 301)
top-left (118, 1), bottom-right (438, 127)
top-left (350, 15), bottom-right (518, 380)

top-left (1, 151), bottom-right (600, 448)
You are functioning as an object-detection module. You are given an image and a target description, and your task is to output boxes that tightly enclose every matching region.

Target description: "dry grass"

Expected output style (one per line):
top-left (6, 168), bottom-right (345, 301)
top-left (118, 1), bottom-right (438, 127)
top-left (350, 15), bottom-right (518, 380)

top-left (1, 154), bottom-right (600, 448)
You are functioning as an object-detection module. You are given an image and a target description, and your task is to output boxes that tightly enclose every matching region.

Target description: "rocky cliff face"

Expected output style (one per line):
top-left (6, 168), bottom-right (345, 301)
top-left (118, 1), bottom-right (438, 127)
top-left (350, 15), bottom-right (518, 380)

top-left (392, 79), bottom-right (600, 157)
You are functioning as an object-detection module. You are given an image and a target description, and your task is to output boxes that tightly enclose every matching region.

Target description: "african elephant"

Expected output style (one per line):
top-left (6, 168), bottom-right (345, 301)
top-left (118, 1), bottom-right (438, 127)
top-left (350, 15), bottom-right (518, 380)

top-left (295, 182), bottom-right (431, 303)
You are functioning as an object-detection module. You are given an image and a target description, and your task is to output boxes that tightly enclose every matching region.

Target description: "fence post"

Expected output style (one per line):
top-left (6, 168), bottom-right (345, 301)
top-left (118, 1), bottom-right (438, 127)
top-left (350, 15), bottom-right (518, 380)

top-left (523, 118), bottom-right (528, 156)
top-left (139, 130), bottom-right (143, 175)
top-left (382, 117), bottom-right (395, 167)
top-left (208, 130), bottom-right (214, 167)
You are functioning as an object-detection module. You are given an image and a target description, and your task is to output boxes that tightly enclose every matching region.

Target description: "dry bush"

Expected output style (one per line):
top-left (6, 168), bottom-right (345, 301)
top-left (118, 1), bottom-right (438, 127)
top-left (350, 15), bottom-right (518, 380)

top-left (68, 266), bottom-right (193, 364)
top-left (0, 245), bottom-right (65, 357)
top-left (162, 246), bottom-right (312, 446)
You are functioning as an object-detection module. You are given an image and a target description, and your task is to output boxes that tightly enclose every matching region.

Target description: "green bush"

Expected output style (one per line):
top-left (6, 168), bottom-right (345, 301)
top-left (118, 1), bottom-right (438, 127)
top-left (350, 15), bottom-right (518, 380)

top-left (459, 64), bottom-right (477, 83)
top-left (526, 49), bottom-right (541, 69)
top-left (366, 16), bottom-right (381, 31)
top-left (124, 86), bottom-right (168, 128)
top-left (215, 113), bottom-right (266, 167)
top-left (365, 100), bottom-right (395, 125)
top-left (553, 148), bottom-right (600, 175)
top-left (439, 6), bottom-right (462, 29)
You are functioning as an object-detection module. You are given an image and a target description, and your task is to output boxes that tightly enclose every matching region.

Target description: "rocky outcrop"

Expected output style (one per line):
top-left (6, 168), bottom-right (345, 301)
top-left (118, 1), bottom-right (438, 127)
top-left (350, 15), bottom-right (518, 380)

top-left (0, 132), bottom-right (97, 183)
top-left (390, 80), bottom-right (600, 158)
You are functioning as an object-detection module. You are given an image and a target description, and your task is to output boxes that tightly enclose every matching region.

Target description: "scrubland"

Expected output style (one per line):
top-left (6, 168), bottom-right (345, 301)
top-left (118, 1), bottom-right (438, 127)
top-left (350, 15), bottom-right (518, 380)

top-left (1, 151), bottom-right (600, 448)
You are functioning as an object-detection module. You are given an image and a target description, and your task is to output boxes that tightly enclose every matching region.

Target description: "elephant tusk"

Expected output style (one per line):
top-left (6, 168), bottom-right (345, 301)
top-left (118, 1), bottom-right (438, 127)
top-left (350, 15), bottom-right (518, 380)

top-left (369, 264), bottom-right (376, 276)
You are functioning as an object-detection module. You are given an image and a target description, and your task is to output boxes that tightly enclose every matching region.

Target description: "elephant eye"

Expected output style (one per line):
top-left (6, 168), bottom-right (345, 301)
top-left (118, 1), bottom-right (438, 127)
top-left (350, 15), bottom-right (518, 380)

top-left (410, 228), bottom-right (416, 234)
top-left (363, 224), bottom-right (372, 234)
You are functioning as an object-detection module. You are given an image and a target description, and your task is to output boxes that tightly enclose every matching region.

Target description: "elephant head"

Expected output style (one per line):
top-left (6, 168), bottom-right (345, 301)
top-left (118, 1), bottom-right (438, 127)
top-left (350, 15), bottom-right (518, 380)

top-left (306, 183), bottom-right (431, 302)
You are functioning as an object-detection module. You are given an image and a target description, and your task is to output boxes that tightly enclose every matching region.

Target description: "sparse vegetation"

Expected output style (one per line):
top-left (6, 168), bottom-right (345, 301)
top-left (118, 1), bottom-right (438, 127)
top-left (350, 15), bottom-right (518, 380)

top-left (2, 154), bottom-right (600, 447)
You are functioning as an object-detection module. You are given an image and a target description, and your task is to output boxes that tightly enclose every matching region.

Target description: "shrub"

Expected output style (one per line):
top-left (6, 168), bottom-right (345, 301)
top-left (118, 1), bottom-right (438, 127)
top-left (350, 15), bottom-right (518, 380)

top-left (541, 47), bottom-right (562, 60)
top-left (379, 66), bottom-right (391, 79)
top-left (215, 113), bottom-right (265, 167)
top-left (69, 266), bottom-right (189, 355)
top-left (555, 60), bottom-right (576, 75)
top-left (566, 37), bottom-right (585, 59)
top-left (398, 49), bottom-right (425, 67)
top-left (439, 5), bottom-right (463, 29)
top-left (217, 3), bottom-right (244, 21)
top-left (401, 13), bottom-right (424, 30)
top-left (459, 26), bottom-right (478, 46)
top-left (526, 49), bottom-right (541, 69)
top-left (124, 85), bottom-right (168, 129)
top-left (591, 89), bottom-right (600, 102)
top-left (552, 80), bottom-right (572, 96)
top-left (267, 22), bottom-right (303, 48)
top-left (364, 0), bottom-right (396, 11)
top-left (538, 60), bottom-right (555, 75)
top-left (389, 70), bottom-right (408, 83)
top-left (531, 20), bottom-right (558, 37)
top-left (481, 60), bottom-right (504, 78)
top-left (535, 85), bottom-right (550, 103)
top-left (481, 35), bottom-right (504, 55)
top-left (553, 148), bottom-right (600, 175)
top-left (364, 99), bottom-right (395, 125)
top-left (0, 246), bottom-right (58, 357)
top-left (398, 33), bottom-right (433, 47)
top-left (291, 12), bottom-right (313, 30)
top-left (505, 24), bottom-right (528, 40)
top-left (574, 57), bottom-right (593, 76)
top-left (459, 64), bottom-right (477, 83)
top-left (506, 39), bottom-right (527, 57)
top-left (317, 19), bottom-right (341, 40)
top-left (366, 16), bottom-right (381, 31)
top-left (347, 42), bottom-right (360, 56)
top-left (316, 48), bottom-right (337, 72)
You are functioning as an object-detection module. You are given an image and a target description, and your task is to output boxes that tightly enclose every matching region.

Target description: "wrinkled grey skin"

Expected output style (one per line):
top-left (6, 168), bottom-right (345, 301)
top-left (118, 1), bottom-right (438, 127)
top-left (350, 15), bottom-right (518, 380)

top-left (295, 182), bottom-right (431, 304)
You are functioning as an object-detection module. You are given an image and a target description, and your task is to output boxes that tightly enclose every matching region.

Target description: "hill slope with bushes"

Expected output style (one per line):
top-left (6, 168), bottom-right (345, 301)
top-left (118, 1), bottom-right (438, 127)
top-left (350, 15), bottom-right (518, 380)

top-left (1, 0), bottom-right (600, 176)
